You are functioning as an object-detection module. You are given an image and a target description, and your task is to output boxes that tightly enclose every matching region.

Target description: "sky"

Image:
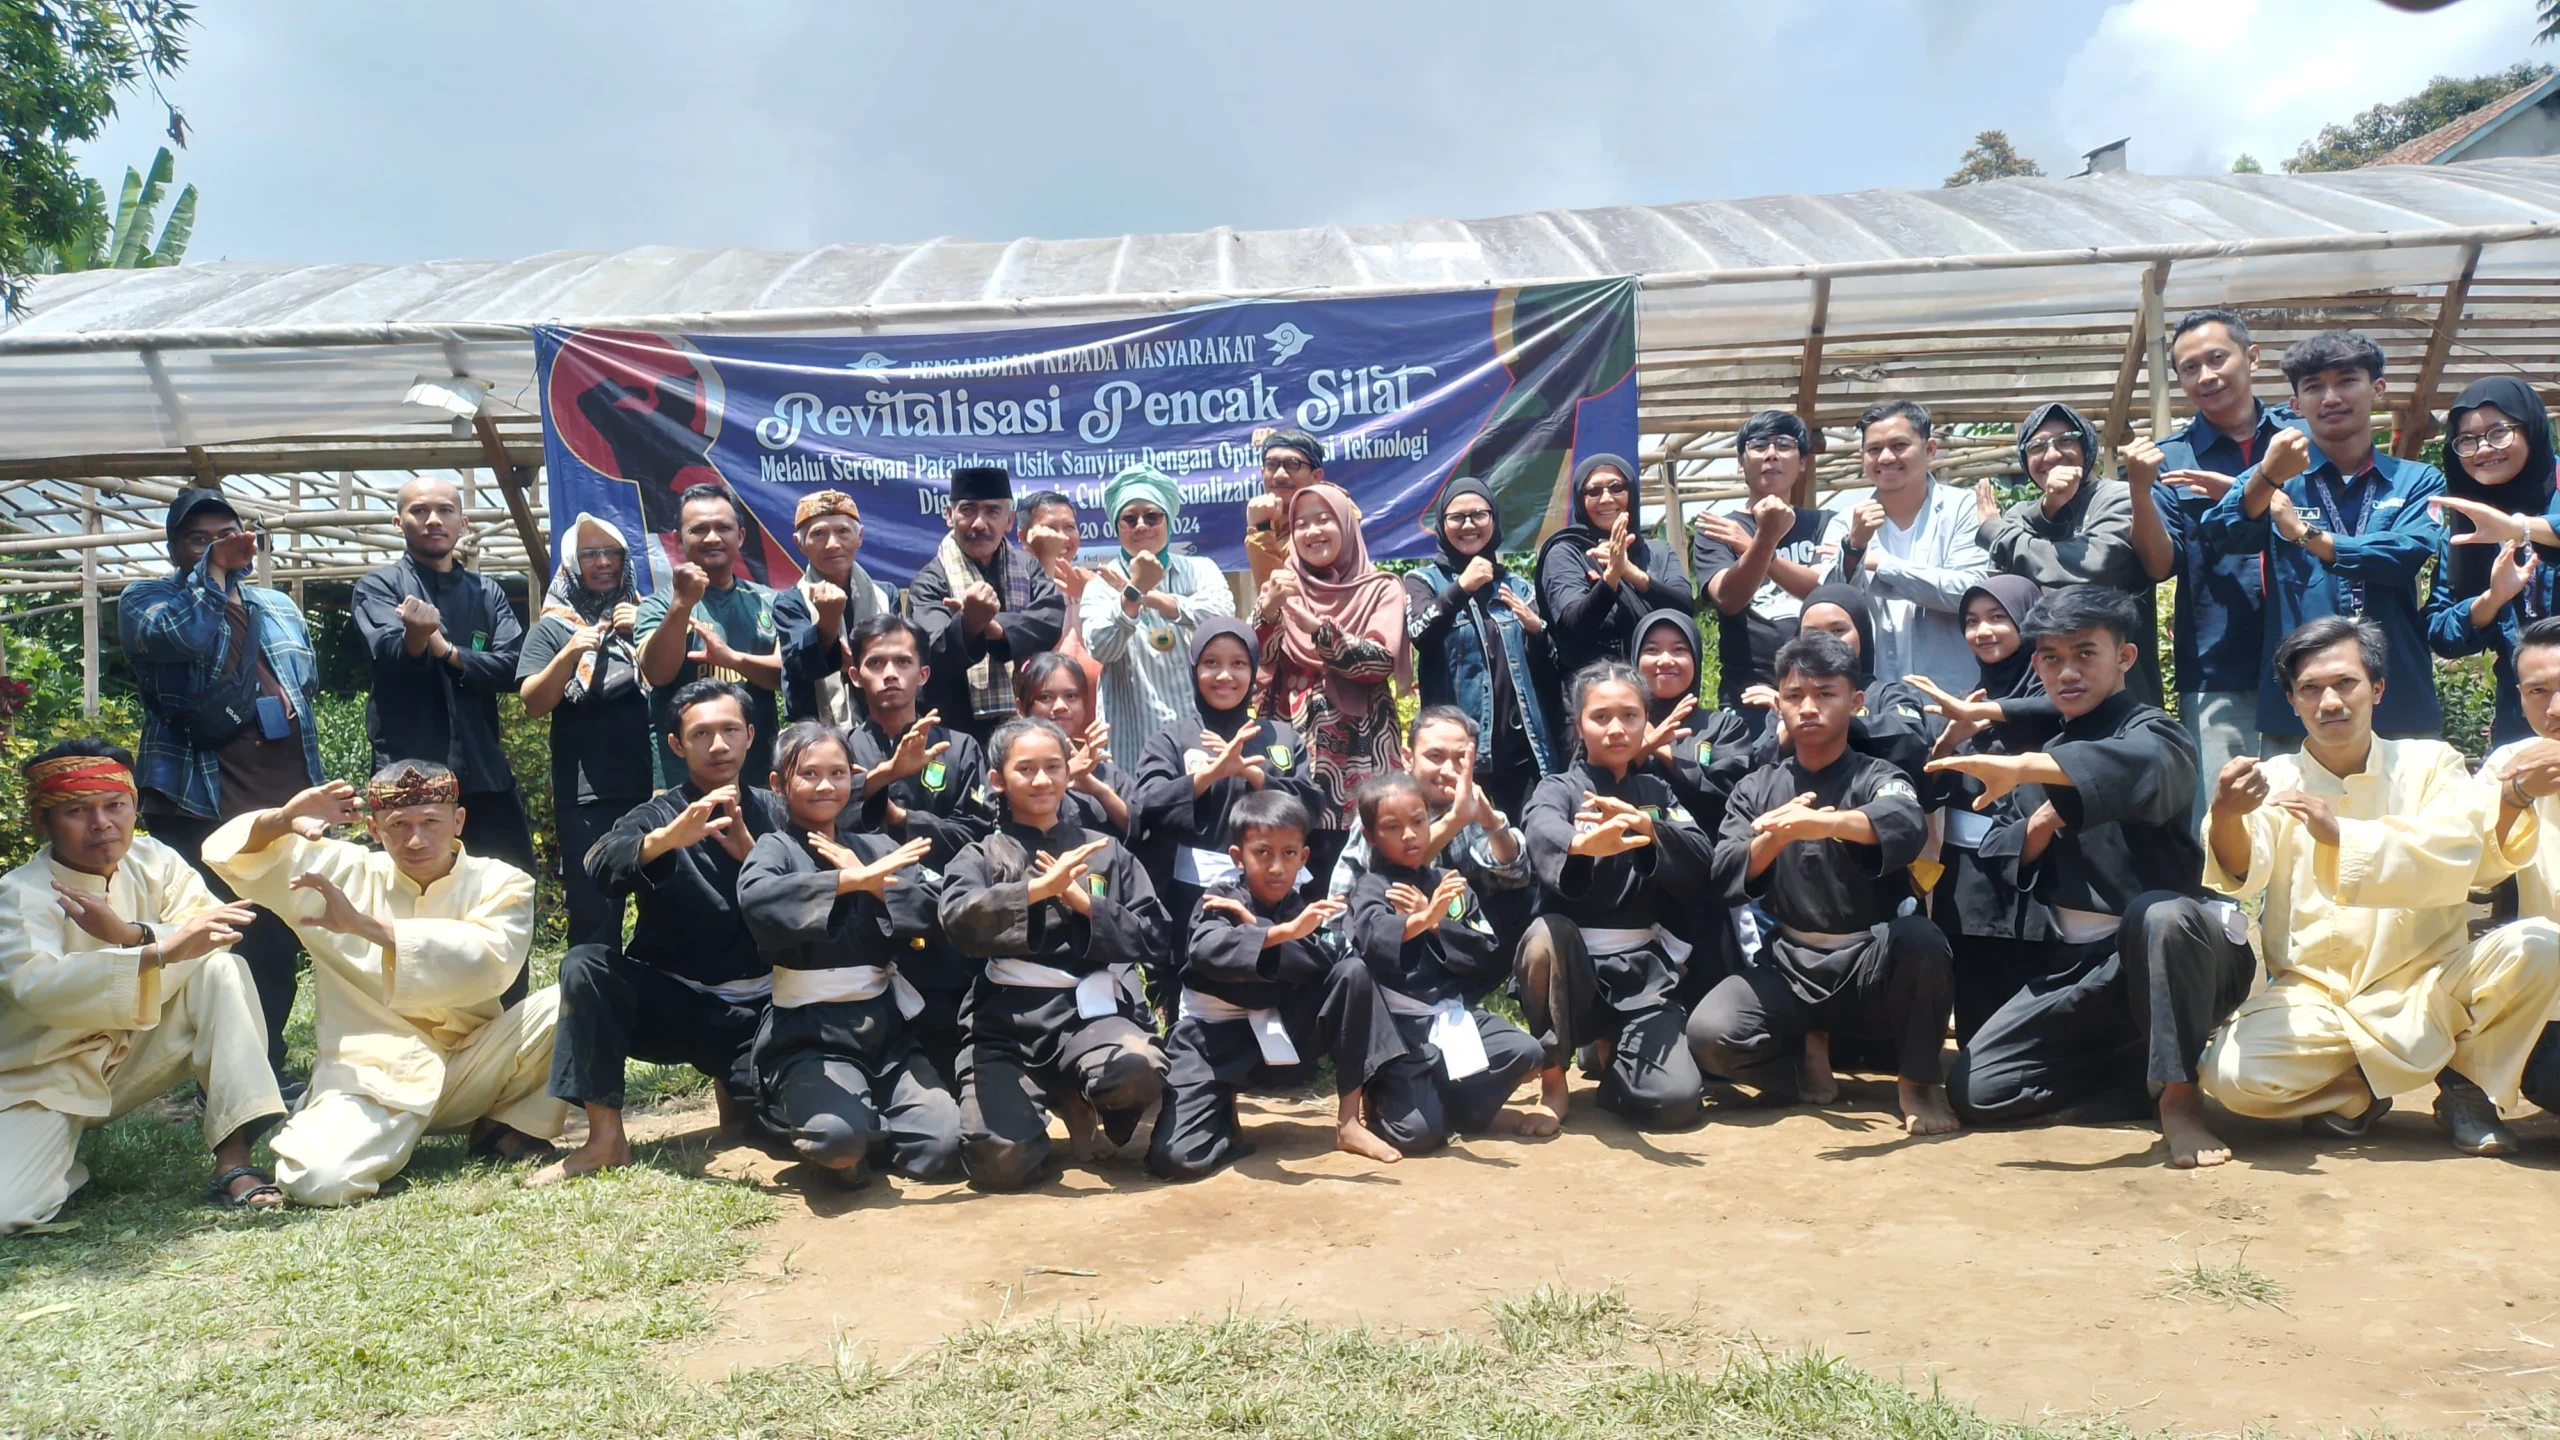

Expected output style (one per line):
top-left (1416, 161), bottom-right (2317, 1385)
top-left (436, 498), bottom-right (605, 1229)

top-left (74, 0), bottom-right (2555, 267)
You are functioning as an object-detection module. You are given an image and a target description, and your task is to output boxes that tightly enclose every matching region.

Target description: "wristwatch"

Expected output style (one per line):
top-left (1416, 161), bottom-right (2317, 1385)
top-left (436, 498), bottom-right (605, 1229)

top-left (1122, 583), bottom-right (1144, 606)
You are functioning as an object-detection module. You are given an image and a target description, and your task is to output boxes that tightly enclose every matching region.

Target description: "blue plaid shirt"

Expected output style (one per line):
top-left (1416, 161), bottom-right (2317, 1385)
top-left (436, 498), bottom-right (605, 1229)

top-left (117, 557), bottom-right (325, 820)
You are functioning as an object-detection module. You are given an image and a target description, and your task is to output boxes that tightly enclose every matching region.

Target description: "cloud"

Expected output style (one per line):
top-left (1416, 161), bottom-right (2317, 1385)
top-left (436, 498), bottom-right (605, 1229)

top-left (2050, 0), bottom-right (2538, 175)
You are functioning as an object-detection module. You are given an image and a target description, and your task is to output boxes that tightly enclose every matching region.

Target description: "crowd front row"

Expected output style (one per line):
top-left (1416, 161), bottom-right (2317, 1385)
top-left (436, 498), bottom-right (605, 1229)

top-left (7, 583), bottom-right (2560, 1225)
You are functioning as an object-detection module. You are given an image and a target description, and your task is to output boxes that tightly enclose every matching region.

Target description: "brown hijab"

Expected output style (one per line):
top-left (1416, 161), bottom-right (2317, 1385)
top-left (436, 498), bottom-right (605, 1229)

top-left (1270, 482), bottom-right (1409, 713)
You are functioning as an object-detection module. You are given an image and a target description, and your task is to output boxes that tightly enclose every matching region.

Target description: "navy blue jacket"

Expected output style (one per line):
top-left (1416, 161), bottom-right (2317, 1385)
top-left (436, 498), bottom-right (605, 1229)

top-left (2155, 401), bottom-right (2292, 695)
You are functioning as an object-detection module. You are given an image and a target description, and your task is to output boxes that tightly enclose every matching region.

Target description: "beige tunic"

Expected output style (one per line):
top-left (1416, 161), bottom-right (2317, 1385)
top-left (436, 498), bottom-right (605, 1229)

top-left (0, 835), bottom-right (235, 1119)
top-left (2202, 737), bottom-right (2535, 1099)
top-left (2479, 739), bottom-right (2560, 916)
top-left (204, 820), bottom-right (534, 1116)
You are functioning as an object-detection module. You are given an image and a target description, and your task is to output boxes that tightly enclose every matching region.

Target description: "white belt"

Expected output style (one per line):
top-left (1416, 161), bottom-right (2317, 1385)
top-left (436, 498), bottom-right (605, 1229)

top-left (769, 963), bottom-right (924, 1018)
top-left (1174, 845), bottom-right (1310, 889)
top-left (1579, 924), bottom-right (1693, 964)
top-left (2054, 908), bottom-right (2122, 945)
top-left (1780, 924), bottom-right (1868, 949)
top-left (672, 971), bottom-right (773, 1003)
top-left (1730, 905), bottom-right (1764, 957)
top-left (987, 957), bottom-right (1141, 1020)
top-left (1378, 987), bottom-right (1488, 1080)
top-left (1179, 986), bottom-right (1301, 1066)
top-left (1942, 807), bottom-right (1994, 850)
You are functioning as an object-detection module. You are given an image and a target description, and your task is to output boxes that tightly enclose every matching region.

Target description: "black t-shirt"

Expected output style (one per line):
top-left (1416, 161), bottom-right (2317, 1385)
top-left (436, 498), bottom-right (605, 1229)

top-left (518, 614), bottom-right (655, 806)
top-left (1689, 505), bottom-right (1832, 707)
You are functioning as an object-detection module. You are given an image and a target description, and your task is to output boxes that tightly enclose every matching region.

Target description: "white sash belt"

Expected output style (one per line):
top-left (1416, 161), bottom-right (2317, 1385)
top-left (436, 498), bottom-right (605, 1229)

top-left (987, 957), bottom-right (1140, 1020)
top-left (1179, 986), bottom-right (1300, 1066)
top-left (1942, 807), bottom-right (1995, 850)
top-left (2054, 908), bottom-right (2123, 945)
top-left (1730, 905), bottom-right (1764, 957)
top-left (1378, 987), bottom-right (1489, 1079)
top-left (1580, 924), bottom-right (1693, 964)
top-left (673, 971), bottom-right (774, 1003)
top-left (1779, 924), bottom-right (1867, 949)
top-left (769, 963), bottom-right (924, 1018)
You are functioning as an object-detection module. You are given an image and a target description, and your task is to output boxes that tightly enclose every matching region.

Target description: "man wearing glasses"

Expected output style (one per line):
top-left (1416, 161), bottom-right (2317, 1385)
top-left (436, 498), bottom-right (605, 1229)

top-left (1246, 429), bottom-right (1327, 591)
top-left (1977, 402), bottom-right (2176, 705)
top-left (1691, 410), bottom-right (1847, 730)
top-left (1831, 400), bottom-right (1992, 693)
top-left (906, 465), bottom-right (1067, 743)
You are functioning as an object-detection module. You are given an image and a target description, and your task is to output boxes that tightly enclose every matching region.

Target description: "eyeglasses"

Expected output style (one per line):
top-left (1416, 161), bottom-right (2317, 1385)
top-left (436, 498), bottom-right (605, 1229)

top-left (2452, 422), bottom-right (2524, 456)
top-left (1117, 509), bottom-right (1167, 527)
top-left (575, 546), bottom-right (626, 563)
top-left (1743, 437), bottom-right (1802, 456)
top-left (1582, 480), bottom-right (1631, 498)
top-left (1263, 455), bottom-right (1315, 475)
top-left (2023, 436), bottom-right (2086, 460)
top-left (1444, 508), bottom-right (1495, 526)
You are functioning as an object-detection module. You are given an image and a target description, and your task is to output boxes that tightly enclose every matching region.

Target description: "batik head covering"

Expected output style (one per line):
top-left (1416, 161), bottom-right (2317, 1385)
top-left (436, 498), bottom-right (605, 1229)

top-left (365, 760), bottom-right (461, 812)
top-left (25, 753), bottom-right (135, 810)
top-left (794, 490), bottom-right (863, 530)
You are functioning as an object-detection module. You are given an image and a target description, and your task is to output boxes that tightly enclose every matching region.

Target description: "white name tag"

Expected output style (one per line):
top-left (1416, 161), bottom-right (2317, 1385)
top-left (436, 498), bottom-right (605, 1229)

top-left (1074, 968), bottom-right (1121, 1020)
top-left (1427, 999), bottom-right (1489, 1080)
top-left (1254, 1012), bottom-right (1301, 1067)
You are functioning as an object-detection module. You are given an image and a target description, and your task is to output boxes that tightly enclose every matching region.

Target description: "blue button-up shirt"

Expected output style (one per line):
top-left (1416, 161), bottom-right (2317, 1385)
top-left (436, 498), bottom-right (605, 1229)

top-left (2155, 401), bottom-right (2292, 694)
top-left (117, 556), bottom-right (325, 820)
top-left (2426, 519), bottom-right (2560, 749)
top-left (2201, 429), bottom-right (2445, 739)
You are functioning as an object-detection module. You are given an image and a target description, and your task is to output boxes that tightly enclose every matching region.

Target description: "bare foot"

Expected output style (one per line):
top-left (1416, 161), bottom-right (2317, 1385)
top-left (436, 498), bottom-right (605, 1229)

top-left (1801, 1032), bottom-right (1840, 1106)
top-left (1489, 1107), bottom-right (1561, 1138)
top-left (525, 1104), bottom-right (630, 1187)
top-left (712, 1081), bottom-right (753, 1135)
top-left (1538, 1065), bottom-right (1571, 1126)
top-left (1335, 1087), bottom-right (1403, 1164)
top-left (2159, 1082), bottom-right (2232, 1169)
top-left (1898, 1078), bottom-right (1960, 1136)
top-left (1059, 1096), bottom-right (1105, 1162)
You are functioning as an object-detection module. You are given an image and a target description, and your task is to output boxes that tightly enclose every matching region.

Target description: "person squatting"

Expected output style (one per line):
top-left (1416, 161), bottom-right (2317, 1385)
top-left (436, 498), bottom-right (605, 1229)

top-left (12, 339), bottom-right (2560, 1226)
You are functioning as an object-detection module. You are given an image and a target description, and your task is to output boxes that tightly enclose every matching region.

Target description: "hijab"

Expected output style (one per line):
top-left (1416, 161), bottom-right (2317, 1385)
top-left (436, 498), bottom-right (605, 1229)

top-left (2440, 376), bottom-right (2558, 597)
top-left (2010, 402), bottom-right (2106, 533)
top-left (1961, 576), bottom-right (2043, 701)
top-left (1104, 462), bottom-right (1184, 566)
top-left (1433, 476), bottom-right (1505, 571)
top-left (1633, 609), bottom-right (1704, 725)
top-left (1800, 582), bottom-right (1881, 684)
top-left (1272, 483), bottom-right (1410, 713)
top-left (541, 514), bottom-right (641, 703)
top-left (1189, 616), bottom-right (1260, 739)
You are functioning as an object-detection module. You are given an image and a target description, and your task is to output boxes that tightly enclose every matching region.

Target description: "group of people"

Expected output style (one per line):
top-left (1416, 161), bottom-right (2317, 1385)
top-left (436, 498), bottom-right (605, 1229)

top-left (6, 310), bottom-right (2560, 1230)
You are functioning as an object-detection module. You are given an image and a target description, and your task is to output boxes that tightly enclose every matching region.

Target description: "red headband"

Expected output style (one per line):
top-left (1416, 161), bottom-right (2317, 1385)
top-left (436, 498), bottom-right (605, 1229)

top-left (26, 755), bottom-right (136, 810)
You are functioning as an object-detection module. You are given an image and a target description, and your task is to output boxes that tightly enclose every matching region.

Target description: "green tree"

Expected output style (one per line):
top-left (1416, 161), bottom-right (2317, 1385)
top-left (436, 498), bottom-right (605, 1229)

top-left (2230, 153), bottom-right (2264, 174)
top-left (2283, 62), bottom-right (2551, 172)
top-left (33, 145), bottom-right (196, 272)
top-left (0, 0), bottom-right (194, 314)
top-left (1944, 130), bottom-right (2044, 187)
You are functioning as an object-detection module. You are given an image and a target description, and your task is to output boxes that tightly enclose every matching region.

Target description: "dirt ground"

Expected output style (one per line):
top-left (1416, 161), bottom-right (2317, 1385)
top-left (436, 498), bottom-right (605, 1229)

top-left (637, 1073), bottom-right (2560, 1437)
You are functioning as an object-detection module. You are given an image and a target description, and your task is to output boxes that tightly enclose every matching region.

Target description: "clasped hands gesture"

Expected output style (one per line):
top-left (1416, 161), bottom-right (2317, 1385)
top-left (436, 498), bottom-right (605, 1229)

top-left (2209, 756), bottom-right (2339, 845)
top-left (663, 783), bottom-right (758, 861)
top-left (52, 886), bottom-right (254, 969)
top-left (1188, 722), bottom-right (1269, 790)
top-left (1029, 839), bottom-right (1110, 916)
top-left (1567, 793), bottom-right (1655, 857)
top-left (1387, 872), bottom-right (1471, 940)
top-left (808, 832), bottom-right (932, 897)
top-left (1198, 893), bottom-right (1343, 945)
top-left (1582, 515), bottom-right (1646, 589)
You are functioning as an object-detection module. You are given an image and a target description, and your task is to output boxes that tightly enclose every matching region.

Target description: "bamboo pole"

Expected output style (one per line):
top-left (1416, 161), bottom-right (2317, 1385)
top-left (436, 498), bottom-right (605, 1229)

top-left (2394, 242), bottom-right (2483, 459)
top-left (1793, 276), bottom-right (1832, 506)
top-left (80, 493), bottom-right (99, 718)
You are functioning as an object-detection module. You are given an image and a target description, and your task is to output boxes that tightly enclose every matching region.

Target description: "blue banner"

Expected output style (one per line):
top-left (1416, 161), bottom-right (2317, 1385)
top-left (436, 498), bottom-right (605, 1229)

top-left (536, 279), bottom-right (1636, 593)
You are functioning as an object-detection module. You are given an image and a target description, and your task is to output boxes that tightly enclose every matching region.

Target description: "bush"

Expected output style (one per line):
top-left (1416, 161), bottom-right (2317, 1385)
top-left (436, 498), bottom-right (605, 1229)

top-left (0, 632), bottom-right (142, 871)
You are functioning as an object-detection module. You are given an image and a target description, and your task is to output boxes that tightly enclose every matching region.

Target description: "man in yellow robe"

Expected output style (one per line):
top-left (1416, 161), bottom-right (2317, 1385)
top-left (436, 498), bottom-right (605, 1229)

top-left (0, 742), bottom-right (286, 1230)
top-left (2476, 615), bottom-right (2560, 1113)
top-left (2199, 616), bottom-right (2560, 1155)
top-left (206, 761), bottom-right (565, 1206)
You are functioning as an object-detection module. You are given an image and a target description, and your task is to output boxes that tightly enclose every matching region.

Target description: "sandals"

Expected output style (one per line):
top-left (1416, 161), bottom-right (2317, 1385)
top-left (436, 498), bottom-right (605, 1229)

top-left (205, 1164), bottom-right (284, 1210)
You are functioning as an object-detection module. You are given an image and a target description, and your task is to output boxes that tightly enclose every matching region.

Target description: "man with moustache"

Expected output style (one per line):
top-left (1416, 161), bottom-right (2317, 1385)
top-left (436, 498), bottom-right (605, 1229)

top-left (637, 484), bottom-right (784, 789)
top-left (904, 466), bottom-right (1067, 743)
top-left (1828, 400), bottom-right (1990, 694)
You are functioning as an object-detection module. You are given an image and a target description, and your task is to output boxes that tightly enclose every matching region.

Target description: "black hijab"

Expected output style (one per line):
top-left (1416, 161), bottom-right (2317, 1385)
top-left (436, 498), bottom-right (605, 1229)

top-left (1961, 576), bottom-right (2043, 701)
top-left (1800, 583), bottom-right (1880, 684)
top-left (1433, 476), bottom-right (1505, 570)
top-left (1189, 616), bottom-right (1260, 739)
top-left (1633, 609), bottom-right (1704, 725)
top-left (2440, 376), bottom-right (2558, 597)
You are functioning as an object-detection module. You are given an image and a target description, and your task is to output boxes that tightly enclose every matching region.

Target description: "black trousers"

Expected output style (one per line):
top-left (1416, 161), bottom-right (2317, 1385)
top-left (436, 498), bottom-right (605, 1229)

top-left (461, 788), bottom-right (538, 1007)
top-left (1948, 891), bottom-right (2256, 1125)
top-left (1943, 930), bottom-right (2053, 1048)
top-left (959, 980), bottom-right (1166, 1191)
top-left (557, 795), bottom-right (643, 949)
top-left (1145, 954), bottom-right (1422, 1179)
top-left (144, 810), bottom-right (305, 1074)
top-left (906, 986), bottom-right (968, 1088)
top-left (548, 944), bottom-right (762, 1110)
top-left (1513, 916), bottom-right (1704, 1127)
top-left (2522, 1023), bottom-right (2560, 1115)
top-left (1373, 1007), bottom-right (1543, 1154)
top-left (1688, 917), bottom-right (1954, 1094)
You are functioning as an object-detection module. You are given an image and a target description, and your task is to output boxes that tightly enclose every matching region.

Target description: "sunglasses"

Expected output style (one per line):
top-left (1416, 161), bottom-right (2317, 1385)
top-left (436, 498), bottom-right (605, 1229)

top-left (1582, 480), bottom-right (1631, 498)
top-left (1117, 509), bottom-right (1167, 527)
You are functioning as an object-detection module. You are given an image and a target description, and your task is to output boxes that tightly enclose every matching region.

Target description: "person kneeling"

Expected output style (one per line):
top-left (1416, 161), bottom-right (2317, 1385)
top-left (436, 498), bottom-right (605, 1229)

top-left (1345, 775), bottom-right (1550, 1150)
top-left (1149, 790), bottom-right (1419, 1178)
top-left (1692, 633), bottom-right (1959, 1135)
top-left (2198, 616), bottom-right (2560, 1157)
top-left (206, 762), bottom-right (565, 1205)
top-left (941, 717), bottom-right (1169, 1190)
top-left (738, 722), bottom-right (961, 1189)
top-left (0, 742), bottom-right (286, 1227)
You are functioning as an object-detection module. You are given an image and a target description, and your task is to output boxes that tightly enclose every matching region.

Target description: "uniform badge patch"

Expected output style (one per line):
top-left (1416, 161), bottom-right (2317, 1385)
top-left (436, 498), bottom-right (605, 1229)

top-left (922, 760), bottom-right (947, 791)
top-left (1268, 744), bottom-right (1292, 770)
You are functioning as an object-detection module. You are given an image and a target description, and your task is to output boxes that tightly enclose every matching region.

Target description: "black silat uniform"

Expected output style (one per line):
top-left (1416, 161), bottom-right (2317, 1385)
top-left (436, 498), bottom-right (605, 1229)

top-left (1144, 877), bottom-right (1420, 1179)
top-left (1648, 709), bottom-right (1760, 1008)
top-left (1347, 857), bottom-right (1543, 1151)
top-left (550, 783), bottom-right (789, 1110)
top-left (1691, 746), bottom-right (1954, 1094)
top-left (842, 711), bottom-right (994, 1076)
top-left (736, 829), bottom-right (963, 1183)
top-left (1129, 712), bottom-right (1322, 1003)
top-left (1515, 759), bottom-right (1714, 1126)
top-left (939, 818), bottom-right (1169, 1190)
top-left (1949, 690), bottom-right (2254, 1124)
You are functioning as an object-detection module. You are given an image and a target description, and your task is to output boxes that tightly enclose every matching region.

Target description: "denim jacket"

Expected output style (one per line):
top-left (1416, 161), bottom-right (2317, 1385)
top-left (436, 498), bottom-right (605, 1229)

top-left (117, 556), bottom-right (325, 819)
top-left (1406, 564), bottom-right (1558, 774)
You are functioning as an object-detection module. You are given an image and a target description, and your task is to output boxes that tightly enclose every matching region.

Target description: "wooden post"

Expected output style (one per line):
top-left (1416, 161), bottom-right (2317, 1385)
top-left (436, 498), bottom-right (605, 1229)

top-left (1793, 276), bottom-right (1832, 506)
top-left (2145, 262), bottom-right (2173, 443)
top-left (2394, 242), bottom-right (2483, 459)
top-left (471, 411), bottom-right (551, 585)
top-left (80, 493), bottom-right (99, 718)
top-left (286, 473), bottom-right (304, 605)
top-left (2103, 261), bottom-right (2172, 469)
